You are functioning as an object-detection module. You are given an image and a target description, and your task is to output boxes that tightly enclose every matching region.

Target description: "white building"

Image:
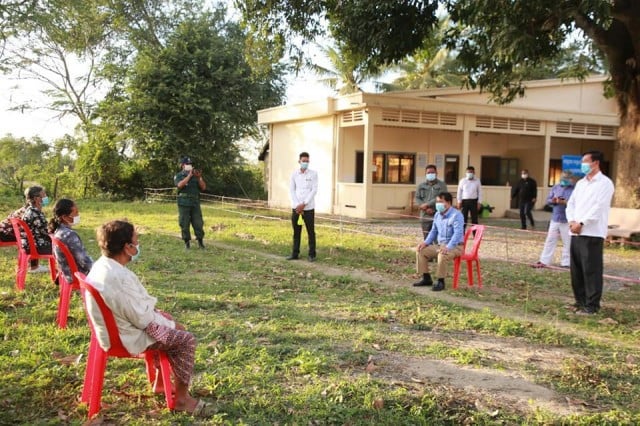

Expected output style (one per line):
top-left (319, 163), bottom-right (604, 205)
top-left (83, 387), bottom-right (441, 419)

top-left (258, 76), bottom-right (618, 218)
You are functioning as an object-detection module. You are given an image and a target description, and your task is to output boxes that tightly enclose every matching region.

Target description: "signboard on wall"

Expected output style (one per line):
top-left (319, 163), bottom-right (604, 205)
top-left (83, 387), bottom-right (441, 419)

top-left (417, 152), bottom-right (428, 169)
top-left (562, 155), bottom-right (584, 178)
top-left (434, 154), bottom-right (444, 172)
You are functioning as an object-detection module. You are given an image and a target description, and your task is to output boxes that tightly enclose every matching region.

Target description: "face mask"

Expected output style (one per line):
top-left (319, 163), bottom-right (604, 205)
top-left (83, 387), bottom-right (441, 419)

top-left (129, 244), bottom-right (141, 262)
top-left (72, 215), bottom-right (81, 225)
top-left (435, 202), bottom-right (446, 213)
top-left (184, 164), bottom-right (193, 171)
top-left (425, 173), bottom-right (436, 182)
top-left (41, 196), bottom-right (50, 207)
top-left (466, 172), bottom-right (474, 179)
top-left (300, 162), bottom-right (309, 170)
top-left (580, 162), bottom-right (592, 175)
top-left (560, 179), bottom-right (570, 187)
top-left (521, 174), bottom-right (528, 179)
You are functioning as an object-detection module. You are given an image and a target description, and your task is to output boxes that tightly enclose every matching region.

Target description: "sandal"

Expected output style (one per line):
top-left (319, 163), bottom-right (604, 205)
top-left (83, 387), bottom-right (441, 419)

top-left (191, 399), bottom-right (217, 418)
top-left (530, 261), bottom-right (546, 269)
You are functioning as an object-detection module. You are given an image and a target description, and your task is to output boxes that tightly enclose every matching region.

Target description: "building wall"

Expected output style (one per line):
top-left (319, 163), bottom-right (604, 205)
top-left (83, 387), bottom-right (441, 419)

top-left (433, 79), bottom-right (617, 115)
top-left (270, 117), bottom-right (335, 214)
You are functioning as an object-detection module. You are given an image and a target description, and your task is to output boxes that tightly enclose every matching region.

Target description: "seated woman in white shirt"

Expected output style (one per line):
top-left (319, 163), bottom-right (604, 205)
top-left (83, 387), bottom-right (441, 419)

top-left (86, 219), bottom-right (214, 417)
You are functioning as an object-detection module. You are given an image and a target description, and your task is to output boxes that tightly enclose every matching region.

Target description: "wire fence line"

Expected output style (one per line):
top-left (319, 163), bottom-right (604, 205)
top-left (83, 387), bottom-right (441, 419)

top-left (144, 188), bottom-right (640, 285)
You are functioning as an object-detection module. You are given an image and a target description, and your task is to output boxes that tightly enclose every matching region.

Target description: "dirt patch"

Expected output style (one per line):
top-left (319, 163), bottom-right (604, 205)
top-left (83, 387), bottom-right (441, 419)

top-left (211, 240), bottom-right (629, 417)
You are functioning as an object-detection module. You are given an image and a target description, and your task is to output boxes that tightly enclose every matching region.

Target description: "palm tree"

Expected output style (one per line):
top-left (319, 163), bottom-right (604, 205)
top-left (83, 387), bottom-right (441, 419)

top-left (307, 41), bottom-right (379, 95)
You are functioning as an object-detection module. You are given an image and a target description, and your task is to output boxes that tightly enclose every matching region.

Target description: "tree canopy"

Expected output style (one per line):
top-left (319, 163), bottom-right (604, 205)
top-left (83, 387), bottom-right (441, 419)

top-left (240, 0), bottom-right (640, 207)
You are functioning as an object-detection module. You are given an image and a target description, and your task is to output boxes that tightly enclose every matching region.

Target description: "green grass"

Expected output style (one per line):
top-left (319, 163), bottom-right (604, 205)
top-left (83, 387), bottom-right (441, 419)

top-left (1, 198), bottom-right (639, 425)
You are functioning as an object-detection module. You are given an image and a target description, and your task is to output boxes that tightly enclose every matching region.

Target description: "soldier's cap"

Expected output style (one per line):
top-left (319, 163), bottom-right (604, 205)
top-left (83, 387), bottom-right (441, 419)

top-left (180, 156), bottom-right (192, 165)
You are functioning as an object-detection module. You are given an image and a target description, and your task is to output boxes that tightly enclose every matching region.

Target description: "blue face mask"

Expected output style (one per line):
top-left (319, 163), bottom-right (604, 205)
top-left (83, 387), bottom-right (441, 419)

top-left (41, 196), bottom-right (50, 207)
top-left (435, 202), bottom-right (446, 213)
top-left (580, 162), bottom-right (592, 175)
top-left (129, 244), bottom-right (141, 262)
top-left (300, 161), bottom-right (309, 170)
top-left (425, 173), bottom-right (436, 182)
top-left (560, 179), bottom-right (570, 187)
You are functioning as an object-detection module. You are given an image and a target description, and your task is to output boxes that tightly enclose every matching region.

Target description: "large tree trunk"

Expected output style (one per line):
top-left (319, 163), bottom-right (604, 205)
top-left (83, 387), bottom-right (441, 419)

top-left (614, 111), bottom-right (640, 208)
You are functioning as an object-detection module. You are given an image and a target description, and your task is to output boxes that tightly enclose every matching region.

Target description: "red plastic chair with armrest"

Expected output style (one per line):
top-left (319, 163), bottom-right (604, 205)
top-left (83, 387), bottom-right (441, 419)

top-left (50, 235), bottom-right (80, 329)
top-left (9, 217), bottom-right (56, 290)
top-left (75, 272), bottom-right (175, 419)
top-left (452, 224), bottom-right (486, 289)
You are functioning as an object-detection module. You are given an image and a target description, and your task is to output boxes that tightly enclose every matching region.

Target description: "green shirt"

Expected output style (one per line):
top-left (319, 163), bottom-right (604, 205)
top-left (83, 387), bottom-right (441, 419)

top-left (174, 171), bottom-right (201, 206)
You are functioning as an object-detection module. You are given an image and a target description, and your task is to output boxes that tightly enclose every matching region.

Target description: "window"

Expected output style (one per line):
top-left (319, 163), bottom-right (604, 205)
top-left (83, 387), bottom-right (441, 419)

top-left (548, 159), bottom-right (562, 186)
top-left (444, 155), bottom-right (459, 185)
top-left (356, 151), bottom-right (415, 184)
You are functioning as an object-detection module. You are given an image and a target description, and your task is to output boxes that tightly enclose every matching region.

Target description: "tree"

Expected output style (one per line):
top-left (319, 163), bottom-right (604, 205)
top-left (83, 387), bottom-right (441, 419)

top-left (240, 0), bottom-right (640, 208)
top-left (96, 12), bottom-right (286, 192)
top-left (308, 42), bottom-right (373, 95)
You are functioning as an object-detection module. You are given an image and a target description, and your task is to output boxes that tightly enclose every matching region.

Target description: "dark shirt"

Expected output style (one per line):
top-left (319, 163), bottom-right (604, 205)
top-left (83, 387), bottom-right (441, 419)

top-left (20, 205), bottom-right (51, 251)
top-left (512, 177), bottom-right (538, 202)
top-left (174, 171), bottom-right (201, 207)
top-left (414, 179), bottom-right (448, 219)
top-left (0, 207), bottom-right (26, 241)
top-left (54, 224), bottom-right (93, 283)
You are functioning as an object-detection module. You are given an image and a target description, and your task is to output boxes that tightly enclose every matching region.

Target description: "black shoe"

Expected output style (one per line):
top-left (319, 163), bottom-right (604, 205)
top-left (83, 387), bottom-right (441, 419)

top-left (432, 279), bottom-right (445, 291)
top-left (412, 274), bottom-right (433, 287)
top-left (286, 255), bottom-right (299, 260)
top-left (197, 238), bottom-right (205, 249)
top-left (308, 255), bottom-right (316, 262)
top-left (185, 241), bottom-right (191, 249)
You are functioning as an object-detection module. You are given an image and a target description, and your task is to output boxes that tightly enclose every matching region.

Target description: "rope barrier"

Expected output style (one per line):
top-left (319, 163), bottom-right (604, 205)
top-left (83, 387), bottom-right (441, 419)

top-left (143, 188), bottom-right (640, 284)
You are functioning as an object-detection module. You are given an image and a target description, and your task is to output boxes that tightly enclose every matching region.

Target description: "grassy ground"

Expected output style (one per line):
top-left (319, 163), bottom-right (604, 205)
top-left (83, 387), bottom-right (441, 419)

top-left (0, 198), bottom-right (639, 425)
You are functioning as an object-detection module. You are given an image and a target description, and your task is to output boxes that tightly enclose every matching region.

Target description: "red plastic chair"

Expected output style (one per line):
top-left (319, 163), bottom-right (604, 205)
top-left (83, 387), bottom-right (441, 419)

top-left (75, 272), bottom-right (175, 418)
top-left (0, 239), bottom-right (17, 248)
top-left (50, 235), bottom-right (80, 329)
top-left (9, 217), bottom-right (56, 290)
top-left (453, 224), bottom-right (486, 289)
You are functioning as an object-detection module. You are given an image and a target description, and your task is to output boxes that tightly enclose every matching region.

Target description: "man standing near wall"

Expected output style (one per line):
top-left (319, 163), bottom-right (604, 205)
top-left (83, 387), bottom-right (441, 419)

top-left (174, 156), bottom-right (207, 249)
top-left (457, 166), bottom-right (482, 227)
top-left (566, 150), bottom-right (614, 315)
top-left (414, 164), bottom-right (448, 239)
top-left (511, 169), bottom-right (538, 230)
top-left (287, 152), bottom-right (318, 262)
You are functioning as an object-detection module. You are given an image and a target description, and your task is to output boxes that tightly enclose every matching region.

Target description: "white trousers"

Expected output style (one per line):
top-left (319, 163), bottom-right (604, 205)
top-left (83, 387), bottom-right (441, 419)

top-left (539, 221), bottom-right (571, 266)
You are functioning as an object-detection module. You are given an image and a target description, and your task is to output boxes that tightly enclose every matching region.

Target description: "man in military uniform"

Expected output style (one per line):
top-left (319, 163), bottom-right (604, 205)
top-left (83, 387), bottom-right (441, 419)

top-left (174, 156), bottom-right (206, 249)
top-left (414, 164), bottom-right (448, 239)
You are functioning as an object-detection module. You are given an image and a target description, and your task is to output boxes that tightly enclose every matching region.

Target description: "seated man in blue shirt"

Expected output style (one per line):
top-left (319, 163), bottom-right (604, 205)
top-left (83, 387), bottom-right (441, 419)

top-left (413, 192), bottom-right (465, 291)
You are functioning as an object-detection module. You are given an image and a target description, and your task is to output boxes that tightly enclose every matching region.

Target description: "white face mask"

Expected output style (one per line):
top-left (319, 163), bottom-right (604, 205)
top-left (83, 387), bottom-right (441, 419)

top-left (184, 164), bottom-right (193, 171)
top-left (72, 215), bottom-right (81, 225)
top-left (466, 172), bottom-right (474, 179)
top-left (521, 174), bottom-right (528, 179)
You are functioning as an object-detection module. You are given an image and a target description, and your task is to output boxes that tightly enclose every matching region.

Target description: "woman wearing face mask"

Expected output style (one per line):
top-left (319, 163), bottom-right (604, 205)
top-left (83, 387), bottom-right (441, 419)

top-left (48, 198), bottom-right (93, 282)
top-left (19, 185), bottom-right (53, 273)
top-left (86, 219), bottom-right (214, 417)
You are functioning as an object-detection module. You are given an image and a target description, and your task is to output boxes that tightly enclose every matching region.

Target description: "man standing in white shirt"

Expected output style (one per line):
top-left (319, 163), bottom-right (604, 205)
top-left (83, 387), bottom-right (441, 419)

top-left (566, 150), bottom-right (615, 315)
top-left (287, 152), bottom-right (319, 262)
top-left (456, 166), bottom-right (483, 228)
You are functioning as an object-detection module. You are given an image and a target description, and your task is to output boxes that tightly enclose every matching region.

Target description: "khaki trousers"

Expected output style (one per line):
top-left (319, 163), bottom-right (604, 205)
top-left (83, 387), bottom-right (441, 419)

top-left (416, 244), bottom-right (463, 279)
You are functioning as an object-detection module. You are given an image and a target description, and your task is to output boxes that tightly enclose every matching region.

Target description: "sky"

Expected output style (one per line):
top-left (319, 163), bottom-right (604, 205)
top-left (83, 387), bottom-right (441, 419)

top-left (0, 67), bottom-right (336, 142)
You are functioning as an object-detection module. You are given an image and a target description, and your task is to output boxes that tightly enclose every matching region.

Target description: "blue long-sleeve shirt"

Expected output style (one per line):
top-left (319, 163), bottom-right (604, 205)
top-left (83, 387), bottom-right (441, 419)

top-left (424, 206), bottom-right (465, 250)
top-left (545, 184), bottom-right (575, 223)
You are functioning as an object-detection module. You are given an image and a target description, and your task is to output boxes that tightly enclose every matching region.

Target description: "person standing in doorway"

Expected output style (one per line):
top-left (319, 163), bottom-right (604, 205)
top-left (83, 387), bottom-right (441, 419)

top-left (287, 152), bottom-right (318, 262)
top-left (174, 156), bottom-right (206, 249)
top-left (457, 166), bottom-right (482, 227)
top-left (566, 150), bottom-right (614, 315)
top-left (414, 164), bottom-right (448, 239)
top-left (532, 170), bottom-right (576, 268)
top-left (511, 169), bottom-right (538, 230)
